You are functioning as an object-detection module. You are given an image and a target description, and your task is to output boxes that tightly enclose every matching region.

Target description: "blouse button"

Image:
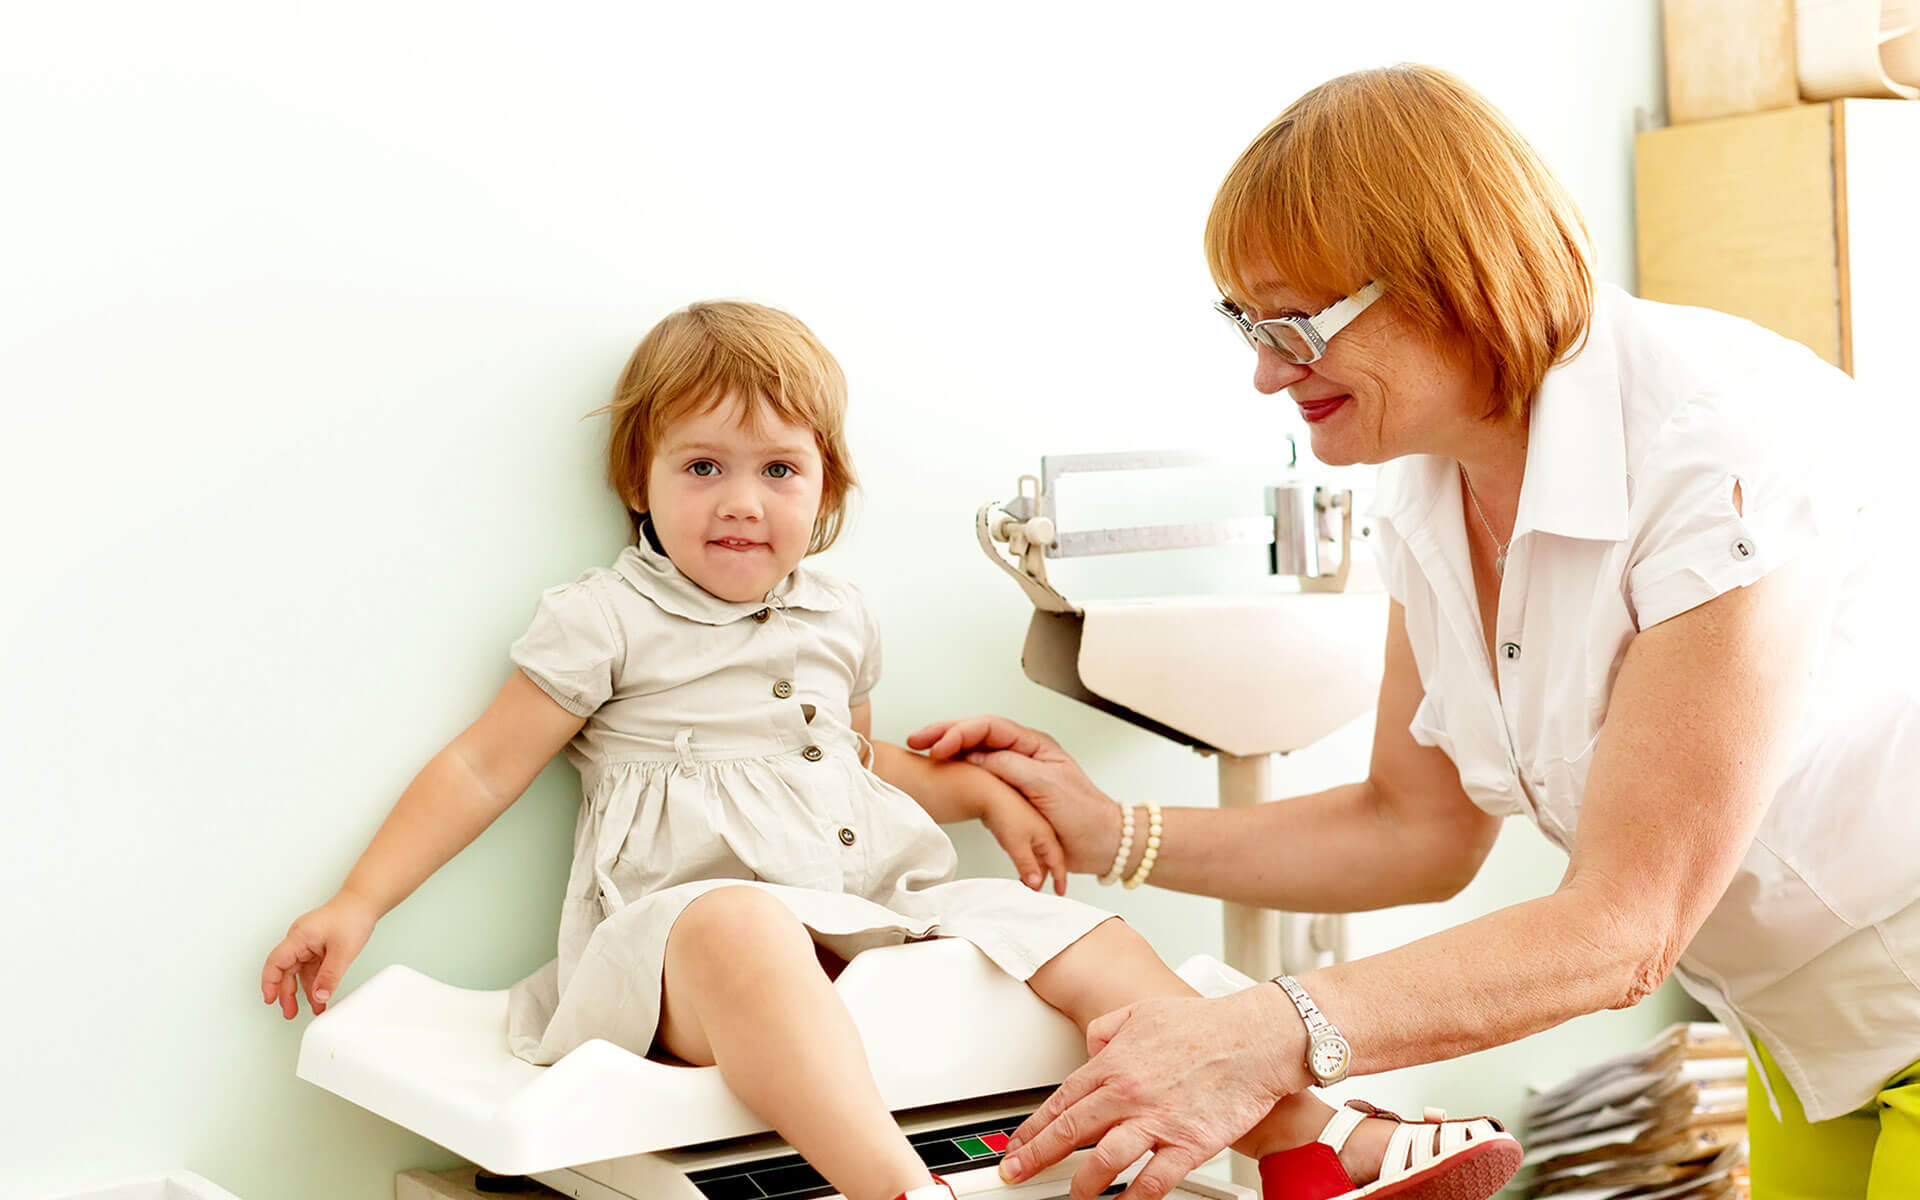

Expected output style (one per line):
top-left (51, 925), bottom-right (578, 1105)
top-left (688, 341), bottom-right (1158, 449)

top-left (1500, 641), bottom-right (1521, 662)
top-left (1730, 537), bottom-right (1756, 562)
top-left (802, 745), bottom-right (823, 762)
top-left (773, 680), bottom-right (794, 699)
top-left (752, 608), bottom-right (771, 623)
top-left (838, 827), bottom-right (857, 846)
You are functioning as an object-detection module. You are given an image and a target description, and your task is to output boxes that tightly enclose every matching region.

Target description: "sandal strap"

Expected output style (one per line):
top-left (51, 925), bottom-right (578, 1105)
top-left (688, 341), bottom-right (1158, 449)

top-left (1379, 1114), bottom-right (1511, 1180)
top-left (1315, 1103), bottom-right (1371, 1151)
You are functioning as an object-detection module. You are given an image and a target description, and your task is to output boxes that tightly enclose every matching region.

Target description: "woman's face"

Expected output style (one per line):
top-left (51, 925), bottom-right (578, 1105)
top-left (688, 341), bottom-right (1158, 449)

top-left (1242, 276), bottom-right (1497, 466)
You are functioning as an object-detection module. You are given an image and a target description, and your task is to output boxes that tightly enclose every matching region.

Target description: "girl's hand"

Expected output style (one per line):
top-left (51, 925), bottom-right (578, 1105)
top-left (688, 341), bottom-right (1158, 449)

top-left (999, 984), bottom-right (1305, 1200)
top-left (260, 891), bottom-right (379, 1018)
top-left (909, 716), bottom-right (1120, 876)
top-left (978, 784), bottom-right (1069, 895)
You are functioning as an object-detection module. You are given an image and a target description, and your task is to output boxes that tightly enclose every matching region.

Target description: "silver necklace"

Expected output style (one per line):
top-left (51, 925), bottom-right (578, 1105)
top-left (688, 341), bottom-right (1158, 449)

top-left (1460, 466), bottom-right (1511, 577)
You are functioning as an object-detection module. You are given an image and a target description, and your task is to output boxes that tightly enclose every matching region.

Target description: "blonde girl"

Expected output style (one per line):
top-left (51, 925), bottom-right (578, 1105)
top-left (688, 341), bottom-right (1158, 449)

top-left (261, 301), bottom-right (1517, 1200)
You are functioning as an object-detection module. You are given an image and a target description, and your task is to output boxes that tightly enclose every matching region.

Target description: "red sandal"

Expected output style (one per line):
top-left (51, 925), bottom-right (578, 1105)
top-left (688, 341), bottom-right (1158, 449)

top-left (1257, 1100), bottom-right (1521, 1200)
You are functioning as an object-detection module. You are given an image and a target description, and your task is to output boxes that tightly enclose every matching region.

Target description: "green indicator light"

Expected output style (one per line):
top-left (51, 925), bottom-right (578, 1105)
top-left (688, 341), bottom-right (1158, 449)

top-left (957, 1137), bottom-right (993, 1158)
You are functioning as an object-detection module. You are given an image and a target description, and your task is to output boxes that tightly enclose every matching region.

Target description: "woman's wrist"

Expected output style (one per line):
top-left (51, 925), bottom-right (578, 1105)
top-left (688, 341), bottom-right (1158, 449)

top-left (1094, 799), bottom-right (1127, 876)
top-left (1251, 976), bottom-right (1315, 1095)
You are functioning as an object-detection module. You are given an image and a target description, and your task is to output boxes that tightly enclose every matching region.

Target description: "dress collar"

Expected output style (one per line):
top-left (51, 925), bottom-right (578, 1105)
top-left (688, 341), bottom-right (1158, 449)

top-left (610, 536), bottom-right (845, 626)
top-left (1371, 284), bottom-right (1630, 546)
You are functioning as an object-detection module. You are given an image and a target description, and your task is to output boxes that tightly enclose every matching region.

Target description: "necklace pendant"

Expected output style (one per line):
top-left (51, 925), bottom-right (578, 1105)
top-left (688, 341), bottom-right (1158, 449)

top-left (1494, 552), bottom-right (1507, 577)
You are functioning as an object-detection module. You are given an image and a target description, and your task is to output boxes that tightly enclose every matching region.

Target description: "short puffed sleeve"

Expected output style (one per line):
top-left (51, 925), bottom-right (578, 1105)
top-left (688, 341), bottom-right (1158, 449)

top-left (1625, 381), bottom-right (1859, 630)
top-left (847, 586), bottom-right (884, 708)
top-left (510, 580), bottom-right (623, 717)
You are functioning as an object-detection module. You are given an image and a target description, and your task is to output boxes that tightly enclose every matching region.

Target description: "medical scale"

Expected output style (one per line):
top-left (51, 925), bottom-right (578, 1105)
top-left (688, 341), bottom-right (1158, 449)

top-left (975, 449), bottom-right (1388, 1106)
top-left (972, 449), bottom-right (1387, 1189)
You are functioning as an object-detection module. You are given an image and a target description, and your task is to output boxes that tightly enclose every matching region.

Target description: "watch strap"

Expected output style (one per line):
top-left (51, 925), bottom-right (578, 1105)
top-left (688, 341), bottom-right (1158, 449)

top-left (1274, 974), bottom-right (1349, 1085)
top-left (1274, 974), bottom-right (1334, 1037)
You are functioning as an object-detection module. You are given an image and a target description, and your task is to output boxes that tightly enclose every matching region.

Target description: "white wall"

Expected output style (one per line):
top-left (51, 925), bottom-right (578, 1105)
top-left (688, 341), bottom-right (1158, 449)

top-left (0, 4), bottom-right (1671, 1197)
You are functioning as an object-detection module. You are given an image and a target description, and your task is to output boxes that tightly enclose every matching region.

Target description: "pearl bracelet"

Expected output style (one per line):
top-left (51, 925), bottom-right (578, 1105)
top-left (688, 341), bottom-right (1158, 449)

top-left (1123, 801), bottom-right (1162, 889)
top-left (1098, 801), bottom-right (1135, 886)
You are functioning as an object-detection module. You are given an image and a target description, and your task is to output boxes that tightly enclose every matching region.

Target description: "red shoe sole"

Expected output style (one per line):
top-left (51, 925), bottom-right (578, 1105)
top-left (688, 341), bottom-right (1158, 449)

top-left (1352, 1138), bottom-right (1523, 1200)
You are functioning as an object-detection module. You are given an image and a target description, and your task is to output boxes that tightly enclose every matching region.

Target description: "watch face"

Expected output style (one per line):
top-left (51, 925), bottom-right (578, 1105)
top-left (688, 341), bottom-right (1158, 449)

top-left (1310, 1035), bottom-right (1351, 1080)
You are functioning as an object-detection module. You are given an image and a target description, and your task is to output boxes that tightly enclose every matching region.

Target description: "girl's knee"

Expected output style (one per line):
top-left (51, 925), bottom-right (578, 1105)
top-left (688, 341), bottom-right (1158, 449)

top-left (671, 886), bottom-right (811, 960)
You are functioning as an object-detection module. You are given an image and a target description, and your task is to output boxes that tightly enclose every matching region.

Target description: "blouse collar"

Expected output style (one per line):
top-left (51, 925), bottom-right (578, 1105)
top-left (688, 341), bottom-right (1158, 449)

top-left (1370, 283), bottom-right (1631, 546)
top-left (610, 534), bottom-right (845, 626)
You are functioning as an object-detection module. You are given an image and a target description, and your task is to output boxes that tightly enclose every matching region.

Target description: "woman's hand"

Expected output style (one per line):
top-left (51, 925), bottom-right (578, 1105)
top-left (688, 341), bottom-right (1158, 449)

top-left (999, 983), bottom-right (1306, 1200)
top-left (260, 890), bottom-right (379, 1018)
top-left (908, 716), bottom-right (1120, 876)
top-left (977, 783), bottom-right (1069, 895)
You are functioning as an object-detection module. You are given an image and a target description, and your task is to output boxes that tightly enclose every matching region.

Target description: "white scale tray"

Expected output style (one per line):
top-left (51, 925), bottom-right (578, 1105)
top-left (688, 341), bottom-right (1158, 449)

top-left (300, 939), bottom-right (1252, 1178)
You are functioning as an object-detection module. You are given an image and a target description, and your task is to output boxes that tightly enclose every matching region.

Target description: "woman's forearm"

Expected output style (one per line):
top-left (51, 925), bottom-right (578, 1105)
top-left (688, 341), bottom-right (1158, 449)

top-left (1292, 878), bottom-right (1651, 1077)
top-left (1119, 780), bottom-right (1492, 914)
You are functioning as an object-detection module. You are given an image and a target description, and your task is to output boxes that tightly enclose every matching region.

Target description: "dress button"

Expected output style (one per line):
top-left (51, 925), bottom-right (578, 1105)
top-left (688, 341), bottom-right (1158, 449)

top-left (1500, 641), bottom-right (1521, 662)
top-left (1730, 537), bottom-right (1756, 562)
top-left (752, 608), bottom-right (771, 623)
top-left (838, 827), bottom-right (857, 846)
top-left (773, 679), bottom-right (794, 699)
top-left (802, 745), bottom-right (823, 762)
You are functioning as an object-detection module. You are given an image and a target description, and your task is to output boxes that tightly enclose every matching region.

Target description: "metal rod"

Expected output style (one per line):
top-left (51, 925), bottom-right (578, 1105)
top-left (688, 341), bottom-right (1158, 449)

top-left (1050, 517), bottom-right (1278, 558)
top-left (1218, 753), bottom-right (1279, 1193)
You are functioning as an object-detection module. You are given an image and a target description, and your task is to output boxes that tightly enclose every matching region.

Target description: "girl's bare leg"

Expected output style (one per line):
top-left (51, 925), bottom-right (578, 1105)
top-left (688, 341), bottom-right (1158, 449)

top-left (659, 887), bottom-right (934, 1200)
top-left (1024, 918), bottom-right (1395, 1184)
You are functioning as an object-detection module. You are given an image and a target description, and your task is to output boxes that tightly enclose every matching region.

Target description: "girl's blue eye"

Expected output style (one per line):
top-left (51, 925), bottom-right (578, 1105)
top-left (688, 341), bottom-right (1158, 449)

top-left (688, 461), bottom-right (717, 477)
top-left (766, 463), bottom-right (793, 479)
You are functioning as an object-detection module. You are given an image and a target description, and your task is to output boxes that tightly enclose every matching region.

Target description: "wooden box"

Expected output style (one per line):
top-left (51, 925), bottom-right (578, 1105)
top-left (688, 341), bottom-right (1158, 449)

top-left (1635, 98), bottom-right (1920, 391)
top-left (1661, 0), bottom-right (1800, 124)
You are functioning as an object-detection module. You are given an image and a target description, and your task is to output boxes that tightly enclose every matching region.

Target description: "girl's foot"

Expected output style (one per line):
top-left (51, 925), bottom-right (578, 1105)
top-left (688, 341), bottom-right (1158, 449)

top-left (1257, 1100), bottom-right (1521, 1200)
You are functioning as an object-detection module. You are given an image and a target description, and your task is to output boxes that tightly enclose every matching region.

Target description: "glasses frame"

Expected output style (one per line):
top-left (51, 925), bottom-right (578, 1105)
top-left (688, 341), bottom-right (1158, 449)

top-left (1213, 280), bottom-right (1385, 364)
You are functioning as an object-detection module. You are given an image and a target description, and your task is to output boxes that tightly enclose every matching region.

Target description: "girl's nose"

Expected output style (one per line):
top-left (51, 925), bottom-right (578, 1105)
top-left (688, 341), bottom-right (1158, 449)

top-left (718, 484), bottom-right (764, 520)
top-left (1253, 345), bottom-right (1313, 394)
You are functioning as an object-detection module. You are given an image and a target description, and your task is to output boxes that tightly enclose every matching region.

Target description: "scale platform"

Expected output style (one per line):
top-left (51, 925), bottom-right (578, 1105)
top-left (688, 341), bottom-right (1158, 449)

top-left (300, 938), bottom-right (1257, 1200)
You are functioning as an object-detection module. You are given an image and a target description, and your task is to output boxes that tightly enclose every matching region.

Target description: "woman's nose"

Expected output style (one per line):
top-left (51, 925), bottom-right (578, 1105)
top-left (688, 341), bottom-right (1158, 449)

top-left (1253, 345), bottom-right (1313, 394)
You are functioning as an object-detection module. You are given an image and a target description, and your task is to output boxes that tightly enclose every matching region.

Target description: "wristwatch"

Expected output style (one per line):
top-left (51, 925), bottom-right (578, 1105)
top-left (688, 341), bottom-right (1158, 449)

top-left (1273, 975), bottom-right (1352, 1086)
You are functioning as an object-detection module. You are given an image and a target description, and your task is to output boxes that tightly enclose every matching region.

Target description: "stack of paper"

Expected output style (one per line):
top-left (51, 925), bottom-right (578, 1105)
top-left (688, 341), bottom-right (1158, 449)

top-left (1519, 1024), bottom-right (1750, 1200)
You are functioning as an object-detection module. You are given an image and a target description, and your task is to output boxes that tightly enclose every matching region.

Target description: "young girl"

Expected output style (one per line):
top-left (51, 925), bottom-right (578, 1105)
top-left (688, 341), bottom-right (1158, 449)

top-left (260, 301), bottom-right (1521, 1200)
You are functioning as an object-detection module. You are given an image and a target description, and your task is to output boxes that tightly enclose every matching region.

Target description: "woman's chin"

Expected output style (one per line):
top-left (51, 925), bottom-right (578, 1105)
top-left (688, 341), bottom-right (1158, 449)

top-left (1303, 428), bottom-right (1365, 468)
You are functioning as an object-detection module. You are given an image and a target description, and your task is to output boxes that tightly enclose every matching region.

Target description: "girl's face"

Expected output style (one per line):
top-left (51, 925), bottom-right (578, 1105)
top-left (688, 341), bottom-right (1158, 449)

top-left (645, 395), bottom-right (826, 603)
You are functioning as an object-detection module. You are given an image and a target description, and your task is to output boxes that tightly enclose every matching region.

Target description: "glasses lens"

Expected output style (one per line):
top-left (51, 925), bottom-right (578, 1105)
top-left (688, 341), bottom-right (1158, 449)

top-left (1214, 302), bottom-right (1257, 349)
top-left (1249, 319), bottom-right (1322, 364)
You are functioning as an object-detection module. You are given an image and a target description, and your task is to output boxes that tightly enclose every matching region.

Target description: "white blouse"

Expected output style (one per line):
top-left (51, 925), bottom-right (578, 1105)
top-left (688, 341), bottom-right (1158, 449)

top-left (1369, 284), bottom-right (1920, 1121)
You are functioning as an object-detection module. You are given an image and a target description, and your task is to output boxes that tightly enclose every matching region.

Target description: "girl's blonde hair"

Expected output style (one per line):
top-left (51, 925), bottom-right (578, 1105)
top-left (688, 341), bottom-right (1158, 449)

top-left (598, 300), bottom-right (857, 554)
top-left (1204, 64), bottom-right (1593, 421)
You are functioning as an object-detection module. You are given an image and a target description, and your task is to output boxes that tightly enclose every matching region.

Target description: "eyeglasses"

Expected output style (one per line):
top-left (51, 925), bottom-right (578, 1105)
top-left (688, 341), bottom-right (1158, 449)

top-left (1213, 280), bottom-right (1384, 364)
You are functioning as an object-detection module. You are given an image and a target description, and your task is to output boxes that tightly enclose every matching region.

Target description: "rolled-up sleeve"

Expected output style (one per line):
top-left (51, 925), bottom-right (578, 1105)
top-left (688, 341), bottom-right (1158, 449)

top-left (1626, 387), bottom-right (1853, 630)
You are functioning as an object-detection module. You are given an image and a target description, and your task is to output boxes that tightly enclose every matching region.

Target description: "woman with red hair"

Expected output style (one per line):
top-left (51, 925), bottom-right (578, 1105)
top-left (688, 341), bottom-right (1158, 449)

top-left (918, 64), bottom-right (1920, 1200)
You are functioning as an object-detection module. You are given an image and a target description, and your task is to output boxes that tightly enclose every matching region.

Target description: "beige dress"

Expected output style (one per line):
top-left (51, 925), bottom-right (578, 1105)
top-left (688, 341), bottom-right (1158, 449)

top-left (505, 538), bottom-right (1111, 1066)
